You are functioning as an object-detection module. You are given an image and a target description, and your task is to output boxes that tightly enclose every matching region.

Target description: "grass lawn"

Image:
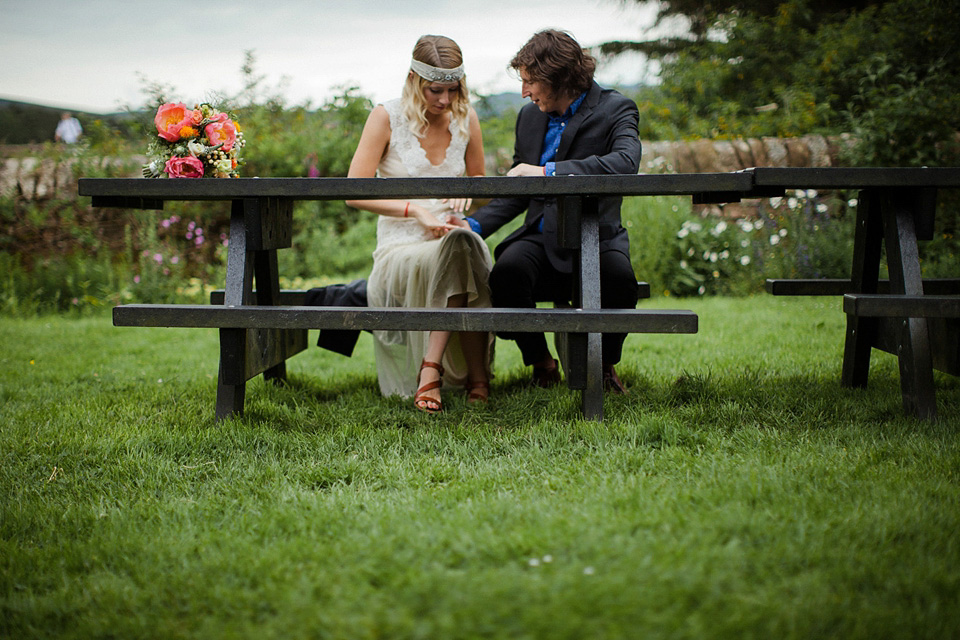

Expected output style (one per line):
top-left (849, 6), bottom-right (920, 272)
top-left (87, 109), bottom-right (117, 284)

top-left (2, 296), bottom-right (958, 639)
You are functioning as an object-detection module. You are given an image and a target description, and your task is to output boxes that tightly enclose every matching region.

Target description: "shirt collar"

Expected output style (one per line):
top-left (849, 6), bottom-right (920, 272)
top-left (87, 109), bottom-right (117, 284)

top-left (549, 92), bottom-right (587, 121)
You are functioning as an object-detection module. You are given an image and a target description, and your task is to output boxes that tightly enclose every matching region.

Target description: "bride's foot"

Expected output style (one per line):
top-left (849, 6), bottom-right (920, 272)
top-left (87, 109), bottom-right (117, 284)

top-left (466, 379), bottom-right (489, 404)
top-left (415, 360), bottom-right (444, 414)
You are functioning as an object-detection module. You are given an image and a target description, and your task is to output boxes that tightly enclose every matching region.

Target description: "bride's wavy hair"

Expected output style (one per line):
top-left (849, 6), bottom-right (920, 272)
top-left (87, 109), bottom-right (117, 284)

top-left (510, 29), bottom-right (596, 100)
top-left (401, 35), bottom-right (471, 139)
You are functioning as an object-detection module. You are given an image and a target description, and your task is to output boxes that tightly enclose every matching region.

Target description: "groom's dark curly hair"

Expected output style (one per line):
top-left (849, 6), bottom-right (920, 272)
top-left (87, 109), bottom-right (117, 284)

top-left (510, 29), bottom-right (596, 99)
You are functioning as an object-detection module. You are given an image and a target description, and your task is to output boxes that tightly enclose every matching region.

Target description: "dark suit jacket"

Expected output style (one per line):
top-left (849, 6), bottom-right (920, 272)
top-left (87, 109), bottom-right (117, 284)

top-left (471, 81), bottom-right (641, 273)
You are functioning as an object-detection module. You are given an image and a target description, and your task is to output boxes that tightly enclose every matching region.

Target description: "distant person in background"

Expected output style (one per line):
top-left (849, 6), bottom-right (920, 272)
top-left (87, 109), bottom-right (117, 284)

top-left (54, 112), bottom-right (82, 144)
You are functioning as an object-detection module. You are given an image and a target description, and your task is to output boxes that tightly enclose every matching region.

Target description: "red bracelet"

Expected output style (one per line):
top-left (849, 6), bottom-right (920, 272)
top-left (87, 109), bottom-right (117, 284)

top-left (404, 202), bottom-right (410, 217)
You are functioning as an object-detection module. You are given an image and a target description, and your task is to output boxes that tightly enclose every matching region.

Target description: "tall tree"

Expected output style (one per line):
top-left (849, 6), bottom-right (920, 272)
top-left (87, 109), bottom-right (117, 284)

top-left (606, 0), bottom-right (960, 167)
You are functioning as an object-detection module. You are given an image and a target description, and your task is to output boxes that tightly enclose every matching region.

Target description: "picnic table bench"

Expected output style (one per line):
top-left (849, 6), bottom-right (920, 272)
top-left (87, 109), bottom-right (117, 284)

top-left (753, 167), bottom-right (960, 420)
top-left (79, 173), bottom-right (753, 421)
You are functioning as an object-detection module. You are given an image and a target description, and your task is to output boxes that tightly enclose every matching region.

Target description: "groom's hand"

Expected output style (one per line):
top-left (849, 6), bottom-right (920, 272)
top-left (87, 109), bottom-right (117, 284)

top-left (506, 163), bottom-right (546, 177)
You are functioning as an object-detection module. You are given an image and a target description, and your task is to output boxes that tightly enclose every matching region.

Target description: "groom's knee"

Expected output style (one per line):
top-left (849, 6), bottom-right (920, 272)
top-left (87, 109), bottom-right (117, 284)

top-left (489, 258), bottom-right (536, 306)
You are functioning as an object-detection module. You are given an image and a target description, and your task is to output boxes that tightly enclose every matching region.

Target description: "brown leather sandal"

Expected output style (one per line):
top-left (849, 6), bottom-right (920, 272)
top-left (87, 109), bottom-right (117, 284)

top-left (465, 379), bottom-right (490, 404)
top-left (414, 360), bottom-right (444, 414)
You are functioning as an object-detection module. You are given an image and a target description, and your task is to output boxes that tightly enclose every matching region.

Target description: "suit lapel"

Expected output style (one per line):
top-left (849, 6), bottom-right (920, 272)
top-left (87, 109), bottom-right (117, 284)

top-left (557, 82), bottom-right (601, 161)
top-left (518, 107), bottom-right (549, 164)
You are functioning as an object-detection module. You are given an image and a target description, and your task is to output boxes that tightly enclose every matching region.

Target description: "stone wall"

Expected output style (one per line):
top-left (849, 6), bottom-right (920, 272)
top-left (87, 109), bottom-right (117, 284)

top-left (0, 148), bottom-right (144, 201)
top-left (640, 134), bottom-right (849, 174)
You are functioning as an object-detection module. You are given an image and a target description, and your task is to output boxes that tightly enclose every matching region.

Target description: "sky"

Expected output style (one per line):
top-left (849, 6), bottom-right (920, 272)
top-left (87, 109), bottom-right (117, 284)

top-left (0, 0), bottom-right (665, 114)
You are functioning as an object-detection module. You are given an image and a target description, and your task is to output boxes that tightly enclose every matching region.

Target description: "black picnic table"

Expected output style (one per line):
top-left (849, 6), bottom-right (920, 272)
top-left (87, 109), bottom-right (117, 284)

top-left (754, 167), bottom-right (960, 420)
top-left (79, 173), bottom-right (755, 421)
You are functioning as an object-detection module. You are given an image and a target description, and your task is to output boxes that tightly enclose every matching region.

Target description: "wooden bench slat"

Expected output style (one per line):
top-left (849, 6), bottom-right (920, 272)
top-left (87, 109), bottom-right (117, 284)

top-left (843, 294), bottom-right (960, 318)
top-left (209, 283), bottom-right (653, 305)
top-left (114, 304), bottom-right (698, 334)
top-left (766, 278), bottom-right (960, 296)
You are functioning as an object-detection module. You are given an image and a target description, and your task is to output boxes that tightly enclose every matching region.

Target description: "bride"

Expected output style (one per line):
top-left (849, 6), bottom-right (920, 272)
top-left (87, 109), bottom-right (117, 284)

top-left (345, 35), bottom-right (493, 413)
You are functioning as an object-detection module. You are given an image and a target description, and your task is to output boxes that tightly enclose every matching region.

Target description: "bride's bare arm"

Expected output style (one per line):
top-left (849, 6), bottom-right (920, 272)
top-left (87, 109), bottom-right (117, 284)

top-left (345, 106), bottom-right (455, 233)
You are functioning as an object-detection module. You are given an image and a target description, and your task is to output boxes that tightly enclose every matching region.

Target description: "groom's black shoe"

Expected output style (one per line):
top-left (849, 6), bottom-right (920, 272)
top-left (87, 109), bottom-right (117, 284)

top-left (602, 365), bottom-right (628, 395)
top-left (531, 357), bottom-right (561, 388)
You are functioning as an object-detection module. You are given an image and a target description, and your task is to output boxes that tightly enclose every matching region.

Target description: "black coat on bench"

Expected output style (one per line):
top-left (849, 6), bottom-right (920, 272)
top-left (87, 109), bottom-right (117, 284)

top-left (304, 279), bottom-right (368, 356)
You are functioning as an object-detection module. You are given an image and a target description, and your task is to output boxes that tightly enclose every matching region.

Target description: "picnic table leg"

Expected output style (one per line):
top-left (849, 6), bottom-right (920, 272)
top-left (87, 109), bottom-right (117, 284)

top-left (253, 248), bottom-right (286, 383)
top-left (579, 197), bottom-right (604, 421)
top-left (215, 199), bottom-right (255, 420)
top-left (842, 190), bottom-right (883, 388)
top-left (881, 189), bottom-right (936, 419)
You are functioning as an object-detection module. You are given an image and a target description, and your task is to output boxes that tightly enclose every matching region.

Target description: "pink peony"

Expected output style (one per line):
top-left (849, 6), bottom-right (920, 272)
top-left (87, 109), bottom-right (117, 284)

top-left (155, 102), bottom-right (192, 142)
top-left (204, 119), bottom-right (237, 151)
top-left (164, 155), bottom-right (205, 178)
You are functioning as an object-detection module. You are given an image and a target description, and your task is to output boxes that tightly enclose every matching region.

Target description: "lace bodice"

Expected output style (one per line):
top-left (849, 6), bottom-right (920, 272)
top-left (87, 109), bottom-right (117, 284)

top-left (373, 99), bottom-right (469, 253)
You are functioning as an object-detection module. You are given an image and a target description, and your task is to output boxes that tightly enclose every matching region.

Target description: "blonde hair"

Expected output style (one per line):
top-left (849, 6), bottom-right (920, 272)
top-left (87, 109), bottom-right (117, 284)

top-left (401, 35), bottom-right (470, 138)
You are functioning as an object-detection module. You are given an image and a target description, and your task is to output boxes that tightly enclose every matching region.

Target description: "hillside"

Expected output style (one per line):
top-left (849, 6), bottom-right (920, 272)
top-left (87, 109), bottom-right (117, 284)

top-left (0, 98), bottom-right (135, 145)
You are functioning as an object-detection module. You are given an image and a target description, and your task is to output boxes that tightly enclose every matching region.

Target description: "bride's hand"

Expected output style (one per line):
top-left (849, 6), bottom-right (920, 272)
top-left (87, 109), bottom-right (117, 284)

top-left (446, 217), bottom-right (471, 230)
top-left (441, 197), bottom-right (473, 213)
top-left (409, 205), bottom-right (460, 238)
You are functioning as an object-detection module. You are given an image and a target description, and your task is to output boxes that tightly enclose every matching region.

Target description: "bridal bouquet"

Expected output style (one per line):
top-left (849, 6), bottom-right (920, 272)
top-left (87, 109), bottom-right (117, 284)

top-left (142, 102), bottom-right (245, 178)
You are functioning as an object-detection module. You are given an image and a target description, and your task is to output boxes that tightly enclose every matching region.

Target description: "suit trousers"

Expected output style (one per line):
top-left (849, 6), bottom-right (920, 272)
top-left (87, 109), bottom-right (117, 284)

top-left (489, 236), bottom-right (639, 366)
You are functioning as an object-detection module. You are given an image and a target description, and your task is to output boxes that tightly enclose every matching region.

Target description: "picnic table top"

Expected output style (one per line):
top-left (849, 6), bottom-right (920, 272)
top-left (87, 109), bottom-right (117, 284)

top-left (79, 167), bottom-right (960, 203)
top-left (79, 173), bottom-right (753, 201)
top-left (747, 166), bottom-right (960, 188)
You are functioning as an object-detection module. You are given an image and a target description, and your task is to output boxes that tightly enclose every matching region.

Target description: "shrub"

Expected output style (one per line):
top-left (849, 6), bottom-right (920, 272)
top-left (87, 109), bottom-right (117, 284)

top-left (625, 191), bottom-right (858, 297)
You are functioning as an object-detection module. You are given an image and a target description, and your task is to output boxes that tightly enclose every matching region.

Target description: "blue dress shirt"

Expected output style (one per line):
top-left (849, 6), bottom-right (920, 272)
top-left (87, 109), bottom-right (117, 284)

top-left (466, 92), bottom-right (587, 236)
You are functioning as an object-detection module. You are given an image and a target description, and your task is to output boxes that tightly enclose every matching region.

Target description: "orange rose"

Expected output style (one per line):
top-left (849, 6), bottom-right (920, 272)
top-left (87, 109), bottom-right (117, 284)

top-left (154, 102), bottom-right (191, 142)
top-left (204, 119), bottom-right (237, 152)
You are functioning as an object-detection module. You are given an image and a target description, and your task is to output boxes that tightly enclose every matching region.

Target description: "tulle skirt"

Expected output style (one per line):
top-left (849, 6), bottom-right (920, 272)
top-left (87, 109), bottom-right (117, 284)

top-left (367, 228), bottom-right (494, 398)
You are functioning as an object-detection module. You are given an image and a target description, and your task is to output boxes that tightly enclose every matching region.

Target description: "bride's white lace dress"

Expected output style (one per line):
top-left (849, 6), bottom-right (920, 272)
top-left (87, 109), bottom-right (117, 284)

top-left (367, 99), bottom-right (493, 398)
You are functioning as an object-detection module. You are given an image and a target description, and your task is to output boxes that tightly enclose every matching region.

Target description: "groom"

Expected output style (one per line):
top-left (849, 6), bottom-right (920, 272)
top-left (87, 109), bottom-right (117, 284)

top-left (462, 29), bottom-right (642, 392)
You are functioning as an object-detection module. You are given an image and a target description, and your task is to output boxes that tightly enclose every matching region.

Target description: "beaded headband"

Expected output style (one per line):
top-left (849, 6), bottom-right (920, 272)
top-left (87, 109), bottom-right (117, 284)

top-left (410, 59), bottom-right (464, 83)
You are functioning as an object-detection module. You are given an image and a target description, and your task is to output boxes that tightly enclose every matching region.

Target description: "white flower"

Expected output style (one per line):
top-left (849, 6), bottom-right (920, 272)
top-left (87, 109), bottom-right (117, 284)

top-left (528, 558), bottom-right (541, 567)
top-left (741, 239), bottom-right (750, 248)
top-left (187, 140), bottom-right (207, 157)
top-left (689, 222), bottom-right (702, 233)
top-left (215, 158), bottom-right (233, 173)
top-left (794, 189), bottom-right (806, 198)
top-left (754, 220), bottom-right (765, 231)
top-left (769, 197), bottom-right (783, 208)
top-left (816, 203), bottom-right (828, 214)
top-left (770, 235), bottom-right (781, 245)
top-left (848, 198), bottom-right (859, 208)
top-left (680, 260), bottom-right (688, 269)
top-left (740, 255), bottom-right (751, 265)
top-left (711, 221), bottom-right (728, 236)
top-left (709, 252), bottom-right (718, 262)
top-left (698, 285), bottom-right (706, 295)
top-left (779, 228), bottom-right (788, 237)
top-left (806, 189), bottom-right (818, 199)
top-left (677, 228), bottom-right (689, 238)
top-left (787, 197), bottom-right (798, 209)
top-left (542, 555), bottom-right (553, 563)
top-left (720, 250), bottom-right (730, 259)
top-left (738, 220), bottom-right (754, 233)
top-left (583, 566), bottom-right (595, 575)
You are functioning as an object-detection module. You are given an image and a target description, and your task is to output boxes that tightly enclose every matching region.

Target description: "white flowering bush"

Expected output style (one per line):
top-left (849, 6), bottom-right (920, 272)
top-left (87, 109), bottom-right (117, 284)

top-left (664, 190), bottom-right (856, 296)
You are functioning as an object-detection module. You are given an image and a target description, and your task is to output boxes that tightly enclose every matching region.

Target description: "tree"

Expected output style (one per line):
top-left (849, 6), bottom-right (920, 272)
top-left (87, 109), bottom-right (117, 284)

top-left (605, 0), bottom-right (960, 167)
